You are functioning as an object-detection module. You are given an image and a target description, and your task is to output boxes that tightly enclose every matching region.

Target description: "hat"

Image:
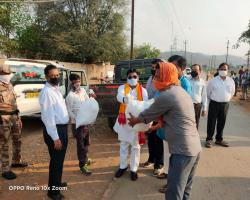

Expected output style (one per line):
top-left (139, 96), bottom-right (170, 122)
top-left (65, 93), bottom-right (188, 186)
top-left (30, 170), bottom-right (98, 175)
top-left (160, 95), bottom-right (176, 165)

top-left (0, 64), bottom-right (11, 74)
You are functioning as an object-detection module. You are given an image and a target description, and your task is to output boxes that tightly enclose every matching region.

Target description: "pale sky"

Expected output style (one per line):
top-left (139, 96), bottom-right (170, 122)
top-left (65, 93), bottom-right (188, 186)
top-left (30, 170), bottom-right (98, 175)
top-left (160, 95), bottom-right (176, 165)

top-left (126, 0), bottom-right (250, 58)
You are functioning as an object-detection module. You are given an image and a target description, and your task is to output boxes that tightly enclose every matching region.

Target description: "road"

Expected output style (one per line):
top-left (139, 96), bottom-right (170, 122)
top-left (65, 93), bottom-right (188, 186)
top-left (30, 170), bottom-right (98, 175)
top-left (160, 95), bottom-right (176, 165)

top-left (0, 98), bottom-right (250, 200)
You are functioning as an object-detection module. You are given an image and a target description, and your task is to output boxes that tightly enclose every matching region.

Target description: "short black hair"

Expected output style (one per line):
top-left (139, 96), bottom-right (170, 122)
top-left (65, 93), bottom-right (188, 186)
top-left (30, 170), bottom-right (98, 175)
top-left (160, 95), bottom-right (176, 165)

top-left (218, 63), bottom-right (229, 69)
top-left (168, 55), bottom-right (187, 68)
top-left (127, 69), bottom-right (139, 76)
top-left (69, 73), bottom-right (81, 81)
top-left (151, 58), bottom-right (164, 64)
top-left (44, 64), bottom-right (57, 76)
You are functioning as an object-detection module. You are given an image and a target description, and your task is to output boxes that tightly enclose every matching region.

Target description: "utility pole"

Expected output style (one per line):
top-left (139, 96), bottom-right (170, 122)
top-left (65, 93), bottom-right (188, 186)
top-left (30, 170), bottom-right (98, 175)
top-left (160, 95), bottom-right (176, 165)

top-left (130, 0), bottom-right (135, 60)
top-left (226, 40), bottom-right (229, 63)
top-left (184, 40), bottom-right (187, 59)
top-left (214, 55), bottom-right (217, 68)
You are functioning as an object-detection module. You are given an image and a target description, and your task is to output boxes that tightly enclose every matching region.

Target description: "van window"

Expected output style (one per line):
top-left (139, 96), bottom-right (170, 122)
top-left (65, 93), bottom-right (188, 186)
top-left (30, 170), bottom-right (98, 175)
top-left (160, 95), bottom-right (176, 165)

top-left (10, 64), bottom-right (46, 83)
top-left (70, 71), bottom-right (87, 86)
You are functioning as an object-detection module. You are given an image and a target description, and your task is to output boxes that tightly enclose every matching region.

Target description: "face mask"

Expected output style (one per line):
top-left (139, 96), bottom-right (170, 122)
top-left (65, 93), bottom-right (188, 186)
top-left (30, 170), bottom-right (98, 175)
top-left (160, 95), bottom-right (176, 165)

top-left (49, 77), bottom-right (60, 86)
top-left (191, 71), bottom-right (198, 78)
top-left (0, 73), bottom-right (13, 84)
top-left (151, 69), bottom-right (156, 76)
top-left (127, 78), bottom-right (138, 86)
top-left (219, 70), bottom-right (228, 77)
top-left (73, 83), bottom-right (81, 92)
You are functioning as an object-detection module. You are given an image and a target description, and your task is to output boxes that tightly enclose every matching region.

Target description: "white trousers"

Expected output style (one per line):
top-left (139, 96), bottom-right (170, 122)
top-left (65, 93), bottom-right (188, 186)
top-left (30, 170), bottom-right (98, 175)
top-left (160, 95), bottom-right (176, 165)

top-left (120, 141), bottom-right (141, 172)
top-left (163, 140), bottom-right (170, 173)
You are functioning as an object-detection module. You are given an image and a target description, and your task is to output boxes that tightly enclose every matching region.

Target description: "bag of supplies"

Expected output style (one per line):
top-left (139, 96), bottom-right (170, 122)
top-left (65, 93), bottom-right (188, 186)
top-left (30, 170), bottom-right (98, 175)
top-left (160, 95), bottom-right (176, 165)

top-left (125, 99), bottom-right (154, 132)
top-left (76, 97), bottom-right (99, 129)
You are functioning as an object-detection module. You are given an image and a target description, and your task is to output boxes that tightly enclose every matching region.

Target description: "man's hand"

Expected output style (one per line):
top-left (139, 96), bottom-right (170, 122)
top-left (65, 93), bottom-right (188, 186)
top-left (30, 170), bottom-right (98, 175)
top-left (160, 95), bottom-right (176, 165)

top-left (201, 111), bottom-right (207, 117)
top-left (89, 93), bottom-right (96, 99)
top-left (54, 139), bottom-right (62, 151)
top-left (128, 113), bottom-right (141, 127)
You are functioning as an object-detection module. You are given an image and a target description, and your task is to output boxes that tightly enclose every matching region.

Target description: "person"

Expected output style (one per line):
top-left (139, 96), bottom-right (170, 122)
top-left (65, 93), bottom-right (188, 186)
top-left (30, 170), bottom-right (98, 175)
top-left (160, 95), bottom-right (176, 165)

top-left (144, 58), bottom-right (164, 176)
top-left (189, 64), bottom-right (207, 129)
top-left (0, 64), bottom-right (27, 180)
top-left (128, 62), bottom-right (201, 200)
top-left (231, 72), bottom-right (239, 96)
top-left (39, 64), bottom-right (69, 200)
top-left (168, 55), bottom-right (192, 96)
top-left (65, 73), bottom-right (94, 176)
top-left (205, 63), bottom-right (235, 148)
top-left (113, 69), bottom-right (148, 181)
top-left (238, 66), bottom-right (244, 87)
top-left (241, 69), bottom-right (249, 100)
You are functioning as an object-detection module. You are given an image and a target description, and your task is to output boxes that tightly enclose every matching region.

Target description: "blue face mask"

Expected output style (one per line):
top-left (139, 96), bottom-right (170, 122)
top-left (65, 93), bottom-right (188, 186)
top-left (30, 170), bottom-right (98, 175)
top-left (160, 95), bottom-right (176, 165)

top-left (127, 78), bottom-right (138, 86)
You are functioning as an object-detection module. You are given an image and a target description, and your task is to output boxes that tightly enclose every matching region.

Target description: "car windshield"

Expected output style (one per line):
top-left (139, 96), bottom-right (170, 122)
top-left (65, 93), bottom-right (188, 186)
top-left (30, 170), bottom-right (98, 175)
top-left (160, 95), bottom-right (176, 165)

top-left (10, 64), bottom-right (46, 83)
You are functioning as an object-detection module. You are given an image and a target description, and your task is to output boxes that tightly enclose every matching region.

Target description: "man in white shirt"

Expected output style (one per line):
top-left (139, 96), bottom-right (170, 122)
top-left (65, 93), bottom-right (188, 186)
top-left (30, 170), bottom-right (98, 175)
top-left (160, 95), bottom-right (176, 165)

top-left (206, 63), bottom-right (235, 148)
top-left (189, 64), bottom-right (207, 129)
top-left (39, 64), bottom-right (69, 200)
top-left (113, 69), bottom-right (148, 181)
top-left (65, 73), bottom-right (93, 176)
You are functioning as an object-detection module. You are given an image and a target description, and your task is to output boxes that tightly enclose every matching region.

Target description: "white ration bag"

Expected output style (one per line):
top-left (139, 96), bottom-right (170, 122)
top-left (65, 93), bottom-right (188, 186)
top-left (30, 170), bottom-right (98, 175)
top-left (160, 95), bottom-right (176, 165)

top-left (125, 99), bottom-right (154, 132)
top-left (76, 97), bottom-right (99, 129)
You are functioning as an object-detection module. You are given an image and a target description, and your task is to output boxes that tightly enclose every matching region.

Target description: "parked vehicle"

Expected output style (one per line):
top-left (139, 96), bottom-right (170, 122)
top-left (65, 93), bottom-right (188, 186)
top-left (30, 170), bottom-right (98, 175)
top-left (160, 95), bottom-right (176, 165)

top-left (90, 58), bottom-right (156, 129)
top-left (4, 58), bottom-right (88, 116)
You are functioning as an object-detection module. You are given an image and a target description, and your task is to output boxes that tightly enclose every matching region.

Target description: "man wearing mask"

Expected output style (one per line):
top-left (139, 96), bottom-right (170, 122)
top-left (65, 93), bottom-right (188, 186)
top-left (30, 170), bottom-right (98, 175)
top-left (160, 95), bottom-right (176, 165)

top-left (66, 73), bottom-right (95, 176)
top-left (114, 69), bottom-right (148, 181)
top-left (206, 63), bottom-right (235, 148)
top-left (189, 64), bottom-right (207, 129)
top-left (39, 64), bottom-right (69, 200)
top-left (144, 58), bottom-right (164, 176)
top-left (0, 64), bottom-right (27, 180)
top-left (168, 55), bottom-right (192, 96)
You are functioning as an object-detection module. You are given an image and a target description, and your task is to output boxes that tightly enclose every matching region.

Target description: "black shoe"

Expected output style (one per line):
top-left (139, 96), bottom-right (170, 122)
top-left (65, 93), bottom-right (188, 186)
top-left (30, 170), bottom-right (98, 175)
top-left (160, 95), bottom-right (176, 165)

top-left (47, 193), bottom-right (64, 200)
top-left (11, 162), bottom-right (28, 168)
top-left (130, 171), bottom-right (138, 181)
top-left (115, 167), bottom-right (128, 178)
top-left (60, 182), bottom-right (67, 187)
top-left (2, 171), bottom-right (17, 180)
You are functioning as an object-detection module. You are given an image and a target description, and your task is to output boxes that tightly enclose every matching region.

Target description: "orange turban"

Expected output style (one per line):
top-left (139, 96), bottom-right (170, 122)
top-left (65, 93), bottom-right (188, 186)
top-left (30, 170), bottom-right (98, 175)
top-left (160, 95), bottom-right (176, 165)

top-left (153, 62), bottom-right (180, 91)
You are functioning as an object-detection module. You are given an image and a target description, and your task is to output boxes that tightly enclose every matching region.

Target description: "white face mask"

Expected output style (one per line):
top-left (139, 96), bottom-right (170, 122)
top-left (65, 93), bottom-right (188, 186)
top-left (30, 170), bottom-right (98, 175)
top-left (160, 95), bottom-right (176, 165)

top-left (219, 70), bottom-right (228, 77)
top-left (0, 73), bottom-right (13, 84)
top-left (127, 78), bottom-right (138, 86)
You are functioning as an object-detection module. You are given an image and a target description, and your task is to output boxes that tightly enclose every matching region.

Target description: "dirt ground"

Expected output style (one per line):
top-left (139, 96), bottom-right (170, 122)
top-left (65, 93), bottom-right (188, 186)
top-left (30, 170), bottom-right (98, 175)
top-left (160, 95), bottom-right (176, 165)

top-left (0, 94), bottom-right (250, 200)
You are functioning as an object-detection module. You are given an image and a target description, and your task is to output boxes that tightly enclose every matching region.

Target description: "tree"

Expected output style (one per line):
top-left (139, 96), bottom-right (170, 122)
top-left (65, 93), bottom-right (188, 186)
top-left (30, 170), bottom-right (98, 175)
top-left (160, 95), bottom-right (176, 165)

top-left (0, 3), bottom-right (32, 57)
top-left (134, 43), bottom-right (161, 59)
top-left (17, 0), bottom-right (128, 63)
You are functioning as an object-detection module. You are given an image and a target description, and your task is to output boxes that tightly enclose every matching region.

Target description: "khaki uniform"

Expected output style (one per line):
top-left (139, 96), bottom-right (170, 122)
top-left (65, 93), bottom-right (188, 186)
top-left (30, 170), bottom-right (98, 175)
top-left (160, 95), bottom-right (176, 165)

top-left (0, 81), bottom-right (21, 172)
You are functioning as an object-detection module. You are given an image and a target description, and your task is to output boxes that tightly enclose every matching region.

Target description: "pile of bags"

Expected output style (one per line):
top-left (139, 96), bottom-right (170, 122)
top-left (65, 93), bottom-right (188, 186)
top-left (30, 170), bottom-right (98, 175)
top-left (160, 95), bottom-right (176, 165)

top-left (125, 99), bottom-right (154, 132)
top-left (76, 97), bottom-right (99, 129)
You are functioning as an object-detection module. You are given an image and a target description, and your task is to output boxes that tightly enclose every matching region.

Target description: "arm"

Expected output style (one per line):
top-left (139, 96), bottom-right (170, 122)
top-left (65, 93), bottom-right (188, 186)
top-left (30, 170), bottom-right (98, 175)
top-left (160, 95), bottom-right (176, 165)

top-left (40, 91), bottom-right (59, 141)
top-left (116, 85), bottom-right (125, 103)
top-left (230, 79), bottom-right (235, 99)
top-left (65, 93), bottom-right (75, 120)
top-left (142, 87), bottom-right (148, 101)
top-left (201, 83), bottom-right (208, 112)
top-left (206, 80), bottom-right (213, 100)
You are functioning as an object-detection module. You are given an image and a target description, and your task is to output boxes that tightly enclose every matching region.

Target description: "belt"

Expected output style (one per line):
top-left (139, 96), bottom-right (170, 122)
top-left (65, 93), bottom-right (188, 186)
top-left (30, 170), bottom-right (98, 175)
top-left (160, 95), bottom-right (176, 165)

top-left (0, 110), bottom-right (19, 115)
top-left (210, 100), bottom-right (228, 104)
top-left (56, 124), bottom-right (68, 127)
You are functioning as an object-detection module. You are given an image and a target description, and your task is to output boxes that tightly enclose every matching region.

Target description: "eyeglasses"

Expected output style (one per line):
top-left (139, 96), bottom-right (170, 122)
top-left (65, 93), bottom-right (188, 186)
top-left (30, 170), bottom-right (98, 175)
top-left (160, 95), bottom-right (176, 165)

top-left (128, 75), bottom-right (138, 79)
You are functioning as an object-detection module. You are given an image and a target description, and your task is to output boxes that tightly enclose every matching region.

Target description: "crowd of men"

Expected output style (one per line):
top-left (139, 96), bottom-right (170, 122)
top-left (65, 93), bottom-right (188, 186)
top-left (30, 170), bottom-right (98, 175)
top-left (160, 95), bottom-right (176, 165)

top-left (0, 55), bottom-right (244, 200)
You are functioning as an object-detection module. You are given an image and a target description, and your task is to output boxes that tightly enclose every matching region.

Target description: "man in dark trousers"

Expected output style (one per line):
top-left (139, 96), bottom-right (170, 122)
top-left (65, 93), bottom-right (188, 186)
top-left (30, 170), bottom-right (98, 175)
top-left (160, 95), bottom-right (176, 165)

top-left (206, 63), bottom-right (235, 148)
top-left (39, 64), bottom-right (69, 200)
top-left (144, 58), bottom-right (164, 176)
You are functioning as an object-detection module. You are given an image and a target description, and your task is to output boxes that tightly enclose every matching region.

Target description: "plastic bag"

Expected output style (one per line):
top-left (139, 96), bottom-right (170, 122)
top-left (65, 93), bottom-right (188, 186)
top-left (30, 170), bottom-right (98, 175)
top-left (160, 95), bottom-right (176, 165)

top-left (125, 99), bottom-right (154, 132)
top-left (76, 97), bottom-right (99, 129)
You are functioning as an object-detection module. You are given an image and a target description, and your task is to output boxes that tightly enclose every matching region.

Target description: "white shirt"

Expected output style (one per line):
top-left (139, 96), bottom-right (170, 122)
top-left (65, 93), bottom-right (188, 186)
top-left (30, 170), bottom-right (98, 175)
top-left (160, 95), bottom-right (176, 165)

top-left (189, 78), bottom-right (208, 111)
top-left (113, 84), bottom-right (148, 144)
top-left (207, 76), bottom-right (235, 103)
top-left (65, 88), bottom-right (89, 123)
top-left (39, 82), bottom-right (69, 141)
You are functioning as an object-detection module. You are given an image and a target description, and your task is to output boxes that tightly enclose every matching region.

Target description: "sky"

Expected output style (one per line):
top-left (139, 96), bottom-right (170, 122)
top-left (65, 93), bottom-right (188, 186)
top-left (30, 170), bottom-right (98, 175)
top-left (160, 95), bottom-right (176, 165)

top-left (126, 0), bottom-right (250, 58)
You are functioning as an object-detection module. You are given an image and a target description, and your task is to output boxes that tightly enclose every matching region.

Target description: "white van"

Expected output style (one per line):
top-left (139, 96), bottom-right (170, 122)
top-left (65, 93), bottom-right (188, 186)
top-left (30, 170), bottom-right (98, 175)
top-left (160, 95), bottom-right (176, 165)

top-left (4, 58), bottom-right (88, 116)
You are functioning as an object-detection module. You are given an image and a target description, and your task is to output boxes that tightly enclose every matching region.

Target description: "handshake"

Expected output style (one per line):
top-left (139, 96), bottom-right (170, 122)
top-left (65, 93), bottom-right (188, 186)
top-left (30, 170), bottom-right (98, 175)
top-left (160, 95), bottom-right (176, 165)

top-left (123, 94), bottom-right (134, 104)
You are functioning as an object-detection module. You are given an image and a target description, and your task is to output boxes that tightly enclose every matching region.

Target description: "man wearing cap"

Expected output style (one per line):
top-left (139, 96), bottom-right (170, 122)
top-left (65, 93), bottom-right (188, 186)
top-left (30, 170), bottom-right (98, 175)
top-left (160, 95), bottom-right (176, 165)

top-left (0, 64), bottom-right (27, 180)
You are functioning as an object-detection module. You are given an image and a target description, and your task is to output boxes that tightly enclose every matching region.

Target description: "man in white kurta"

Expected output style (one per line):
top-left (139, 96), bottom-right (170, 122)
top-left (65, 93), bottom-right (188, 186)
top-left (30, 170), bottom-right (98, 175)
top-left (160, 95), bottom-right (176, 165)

top-left (113, 69), bottom-right (148, 181)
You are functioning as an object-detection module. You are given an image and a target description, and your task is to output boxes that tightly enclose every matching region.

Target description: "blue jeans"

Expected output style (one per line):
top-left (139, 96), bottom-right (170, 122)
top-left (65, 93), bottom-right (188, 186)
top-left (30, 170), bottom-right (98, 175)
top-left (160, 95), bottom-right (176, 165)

top-left (166, 153), bottom-right (200, 200)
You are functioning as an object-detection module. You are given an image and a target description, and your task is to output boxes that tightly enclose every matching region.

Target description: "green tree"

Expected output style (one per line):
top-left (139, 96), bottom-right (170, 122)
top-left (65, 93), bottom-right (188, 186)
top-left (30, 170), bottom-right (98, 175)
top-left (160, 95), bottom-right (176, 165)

top-left (239, 21), bottom-right (250, 45)
top-left (0, 3), bottom-right (32, 57)
top-left (134, 43), bottom-right (161, 59)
